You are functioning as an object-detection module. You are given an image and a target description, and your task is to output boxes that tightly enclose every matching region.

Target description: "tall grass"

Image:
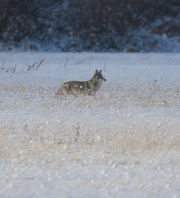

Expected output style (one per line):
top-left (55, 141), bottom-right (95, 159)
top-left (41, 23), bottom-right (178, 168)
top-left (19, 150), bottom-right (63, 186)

top-left (0, 81), bottom-right (179, 162)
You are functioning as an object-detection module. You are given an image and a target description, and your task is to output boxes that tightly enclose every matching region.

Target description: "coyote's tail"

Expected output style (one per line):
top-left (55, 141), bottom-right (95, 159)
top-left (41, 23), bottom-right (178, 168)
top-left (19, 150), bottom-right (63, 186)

top-left (55, 87), bottom-right (63, 96)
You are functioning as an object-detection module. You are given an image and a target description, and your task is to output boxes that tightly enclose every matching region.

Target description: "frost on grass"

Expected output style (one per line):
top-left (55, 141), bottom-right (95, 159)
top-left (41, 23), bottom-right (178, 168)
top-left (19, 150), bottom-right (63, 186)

top-left (0, 53), bottom-right (180, 198)
top-left (0, 81), bottom-right (180, 157)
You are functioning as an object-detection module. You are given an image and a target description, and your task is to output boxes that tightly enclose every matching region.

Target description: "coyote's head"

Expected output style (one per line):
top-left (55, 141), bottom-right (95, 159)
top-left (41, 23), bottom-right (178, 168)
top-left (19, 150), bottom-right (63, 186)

top-left (94, 69), bottom-right (106, 82)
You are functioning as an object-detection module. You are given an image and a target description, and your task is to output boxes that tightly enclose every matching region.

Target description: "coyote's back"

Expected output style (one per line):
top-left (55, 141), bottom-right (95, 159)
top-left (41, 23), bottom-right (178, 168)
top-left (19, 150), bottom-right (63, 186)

top-left (56, 69), bottom-right (106, 96)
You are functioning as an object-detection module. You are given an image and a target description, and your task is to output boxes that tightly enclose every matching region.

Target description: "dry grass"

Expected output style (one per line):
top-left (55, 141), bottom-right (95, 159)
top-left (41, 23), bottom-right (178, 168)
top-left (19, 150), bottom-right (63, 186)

top-left (0, 81), bottom-right (180, 163)
top-left (0, 119), bottom-right (179, 162)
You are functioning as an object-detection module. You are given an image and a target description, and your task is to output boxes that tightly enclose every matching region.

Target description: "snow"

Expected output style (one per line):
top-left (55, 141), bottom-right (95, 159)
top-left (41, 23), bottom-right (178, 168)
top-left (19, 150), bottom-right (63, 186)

top-left (0, 53), bottom-right (180, 197)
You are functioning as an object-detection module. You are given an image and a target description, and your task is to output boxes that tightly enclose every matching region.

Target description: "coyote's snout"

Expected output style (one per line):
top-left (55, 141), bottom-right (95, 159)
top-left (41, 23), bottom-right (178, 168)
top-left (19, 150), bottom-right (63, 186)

top-left (56, 69), bottom-right (106, 96)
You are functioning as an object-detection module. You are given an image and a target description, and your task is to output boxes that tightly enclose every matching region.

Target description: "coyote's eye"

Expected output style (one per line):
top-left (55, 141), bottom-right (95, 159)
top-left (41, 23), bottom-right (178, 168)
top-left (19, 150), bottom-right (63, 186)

top-left (98, 73), bottom-right (106, 81)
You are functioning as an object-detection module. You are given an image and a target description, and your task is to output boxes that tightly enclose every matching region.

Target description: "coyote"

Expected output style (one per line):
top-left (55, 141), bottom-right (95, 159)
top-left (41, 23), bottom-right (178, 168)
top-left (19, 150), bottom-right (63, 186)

top-left (56, 69), bottom-right (106, 96)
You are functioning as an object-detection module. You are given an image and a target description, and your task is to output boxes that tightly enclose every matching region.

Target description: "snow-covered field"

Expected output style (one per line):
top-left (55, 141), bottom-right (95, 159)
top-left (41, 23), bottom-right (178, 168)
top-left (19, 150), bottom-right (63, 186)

top-left (0, 53), bottom-right (180, 198)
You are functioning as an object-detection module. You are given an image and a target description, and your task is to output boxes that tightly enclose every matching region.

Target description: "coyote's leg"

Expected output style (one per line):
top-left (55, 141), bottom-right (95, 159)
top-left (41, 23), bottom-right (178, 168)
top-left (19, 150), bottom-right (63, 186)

top-left (71, 89), bottom-right (79, 97)
top-left (87, 88), bottom-right (95, 96)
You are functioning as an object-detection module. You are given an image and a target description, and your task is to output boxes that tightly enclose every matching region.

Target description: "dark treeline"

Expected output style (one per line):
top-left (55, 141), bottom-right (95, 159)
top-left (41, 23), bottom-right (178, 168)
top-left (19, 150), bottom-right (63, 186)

top-left (0, 0), bottom-right (179, 51)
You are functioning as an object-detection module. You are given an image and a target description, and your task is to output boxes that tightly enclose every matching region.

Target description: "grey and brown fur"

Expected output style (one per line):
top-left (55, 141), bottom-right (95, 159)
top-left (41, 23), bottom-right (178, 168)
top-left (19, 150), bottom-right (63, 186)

top-left (56, 69), bottom-right (106, 96)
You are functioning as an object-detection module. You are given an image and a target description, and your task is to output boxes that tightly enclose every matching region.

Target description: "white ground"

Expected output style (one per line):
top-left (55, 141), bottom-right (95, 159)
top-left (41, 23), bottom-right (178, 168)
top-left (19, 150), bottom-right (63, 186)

top-left (0, 53), bottom-right (180, 198)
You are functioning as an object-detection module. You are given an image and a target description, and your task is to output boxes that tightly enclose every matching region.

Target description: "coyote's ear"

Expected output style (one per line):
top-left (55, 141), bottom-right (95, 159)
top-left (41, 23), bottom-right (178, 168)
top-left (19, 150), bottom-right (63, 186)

top-left (99, 69), bottom-right (102, 73)
top-left (95, 69), bottom-right (98, 73)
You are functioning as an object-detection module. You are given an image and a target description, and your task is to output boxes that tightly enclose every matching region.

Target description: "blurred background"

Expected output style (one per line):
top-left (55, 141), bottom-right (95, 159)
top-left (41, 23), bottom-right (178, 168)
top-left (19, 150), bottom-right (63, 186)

top-left (0, 0), bottom-right (180, 52)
